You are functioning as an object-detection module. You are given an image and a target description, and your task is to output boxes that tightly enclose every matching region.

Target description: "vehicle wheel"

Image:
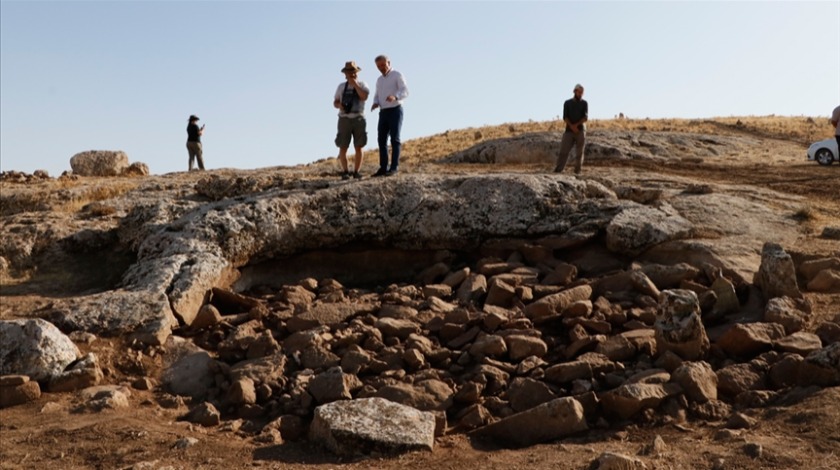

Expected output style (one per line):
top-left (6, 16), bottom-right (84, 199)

top-left (815, 148), bottom-right (834, 166)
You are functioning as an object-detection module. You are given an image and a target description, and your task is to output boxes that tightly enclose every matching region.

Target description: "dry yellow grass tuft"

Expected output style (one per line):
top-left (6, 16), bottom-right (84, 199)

top-left (793, 204), bottom-right (818, 222)
top-left (0, 179), bottom-right (139, 216)
top-left (55, 181), bottom-right (138, 213)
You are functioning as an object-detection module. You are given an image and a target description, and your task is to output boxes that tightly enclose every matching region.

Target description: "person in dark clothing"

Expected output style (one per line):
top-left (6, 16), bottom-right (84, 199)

top-left (554, 84), bottom-right (588, 175)
top-left (186, 115), bottom-right (205, 171)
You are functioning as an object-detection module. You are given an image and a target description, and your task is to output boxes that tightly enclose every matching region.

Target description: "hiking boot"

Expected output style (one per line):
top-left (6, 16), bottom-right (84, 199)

top-left (341, 172), bottom-right (350, 180)
top-left (352, 171), bottom-right (362, 179)
top-left (385, 169), bottom-right (398, 176)
top-left (372, 168), bottom-right (387, 177)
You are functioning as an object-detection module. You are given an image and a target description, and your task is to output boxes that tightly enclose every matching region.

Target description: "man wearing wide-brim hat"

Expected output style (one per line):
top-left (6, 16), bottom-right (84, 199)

top-left (333, 61), bottom-right (370, 180)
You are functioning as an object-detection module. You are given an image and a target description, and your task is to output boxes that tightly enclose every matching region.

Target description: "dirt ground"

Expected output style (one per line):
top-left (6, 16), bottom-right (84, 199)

top-left (1, 120), bottom-right (839, 470)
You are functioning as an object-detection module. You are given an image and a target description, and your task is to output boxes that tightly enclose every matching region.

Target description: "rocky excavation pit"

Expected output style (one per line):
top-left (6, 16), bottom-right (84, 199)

top-left (158, 236), bottom-right (839, 455)
top-left (3, 172), bottom-right (840, 460)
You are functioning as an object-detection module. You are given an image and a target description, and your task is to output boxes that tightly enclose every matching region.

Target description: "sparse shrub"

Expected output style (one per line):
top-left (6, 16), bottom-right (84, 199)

top-left (56, 182), bottom-right (138, 214)
top-left (793, 205), bottom-right (817, 221)
top-left (80, 201), bottom-right (117, 218)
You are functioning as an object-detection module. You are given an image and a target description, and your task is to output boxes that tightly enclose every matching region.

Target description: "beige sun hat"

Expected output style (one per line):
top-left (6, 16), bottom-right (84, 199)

top-left (341, 61), bottom-right (361, 73)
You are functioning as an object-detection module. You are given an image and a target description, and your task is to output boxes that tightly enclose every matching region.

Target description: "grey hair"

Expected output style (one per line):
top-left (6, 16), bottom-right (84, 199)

top-left (375, 54), bottom-right (389, 63)
top-left (574, 83), bottom-right (584, 91)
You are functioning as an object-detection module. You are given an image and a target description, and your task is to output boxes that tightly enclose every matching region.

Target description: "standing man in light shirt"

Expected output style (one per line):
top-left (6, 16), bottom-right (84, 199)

top-left (831, 104), bottom-right (840, 154)
top-left (334, 61), bottom-right (369, 180)
top-left (371, 54), bottom-right (409, 177)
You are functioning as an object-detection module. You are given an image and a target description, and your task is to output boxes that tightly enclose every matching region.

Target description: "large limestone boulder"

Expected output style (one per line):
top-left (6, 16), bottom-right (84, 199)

top-left (470, 396), bottom-right (588, 447)
top-left (774, 332), bottom-right (822, 356)
top-left (443, 132), bottom-right (564, 164)
top-left (70, 150), bottom-right (130, 176)
top-left (654, 290), bottom-right (709, 361)
top-left (524, 285), bottom-right (592, 320)
top-left (753, 242), bottom-right (802, 299)
top-left (764, 296), bottom-right (809, 334)
top-left (807, 269), bottom-right (840, 293)
top-left (589, 452), bottom-right (649, 470)
top-left (161, 337), bottom-right (215, 399)
top-left (641, 192), bottom-right (800, 283)
top-left (799, 258), bottom-right (840, 281)
top-left (375, 380), bottom-right (454, 412)
top-left (600, 382), bottom-right (682, 419)
top-left (798, 343), bottom-right (840, 386)
top-left (48, 352), bottom-right (103, 392)
top-left (0, 319), bottom-right (80, 382)
top-left (443, 131), bottom-right (748, 165)
top-left (123, 162), bottom-right (149, 177)
top-left (0, 375), bottom-right (41, 408)
top-left (672, 361), bottom-right (717, 403)
top-left (310, 397), bottom-right (436, 456)
top-left (308, 367), bottom-right (363, 404)
top-left (49, 290), bottom-right (177, 346)
top-left (606, 203), bottom-right (693, 256)
top-left (229, 352), bottom-right (288, 383)
top-left (716, 323), bottom-right (786, 358)
top-left (507, 377), bottom-right (556, 412)
top-left (716, 362), bottom-right (766, 396)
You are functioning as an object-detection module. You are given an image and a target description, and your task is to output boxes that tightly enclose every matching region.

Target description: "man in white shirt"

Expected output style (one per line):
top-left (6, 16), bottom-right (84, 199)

top-left (371, 55), bottom-right (409, 176)
top-left (334, 61), bottom-right (370, 180)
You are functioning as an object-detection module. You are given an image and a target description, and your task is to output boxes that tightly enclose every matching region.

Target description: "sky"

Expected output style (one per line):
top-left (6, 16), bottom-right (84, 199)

top-left (1, 1), bottom-right (839, 176)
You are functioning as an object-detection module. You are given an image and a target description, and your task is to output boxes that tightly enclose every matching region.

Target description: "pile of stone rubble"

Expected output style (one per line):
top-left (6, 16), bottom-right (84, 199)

top-left (149, 240), bottom-right (839, 454)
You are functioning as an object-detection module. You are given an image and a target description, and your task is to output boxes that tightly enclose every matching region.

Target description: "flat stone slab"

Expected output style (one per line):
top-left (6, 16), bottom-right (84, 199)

top-left (309, 397), bottom-right (435, 456)
top-left (469, 396), bottom-right (587, 447)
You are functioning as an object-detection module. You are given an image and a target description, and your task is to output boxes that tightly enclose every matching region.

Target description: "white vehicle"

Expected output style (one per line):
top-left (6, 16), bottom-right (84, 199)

top-left (807, 138), bottom-right (839, 165)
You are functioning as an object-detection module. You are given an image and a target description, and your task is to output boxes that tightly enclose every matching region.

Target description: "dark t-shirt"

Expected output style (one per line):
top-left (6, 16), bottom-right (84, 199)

top-left (563, 98), bottom-right (588, 132)
top-left (187, 123), bottom-right (201, 143)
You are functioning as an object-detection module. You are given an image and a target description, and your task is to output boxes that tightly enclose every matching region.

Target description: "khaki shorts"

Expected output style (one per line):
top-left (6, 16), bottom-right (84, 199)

top-left (335, 116), bottom-right (367, 149)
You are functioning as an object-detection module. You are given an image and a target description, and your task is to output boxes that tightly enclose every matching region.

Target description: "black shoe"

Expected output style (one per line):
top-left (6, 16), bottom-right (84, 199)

top-left (385, 169), bottom-right (398, 176)
top-left (553, 166), bottom-right (564, 173)
top-left (372, 168), bottom-right (387, 177)
top-left (341, 172), bottom-right (350, 180)
top-left (352, 171), bottom-right (362, 179)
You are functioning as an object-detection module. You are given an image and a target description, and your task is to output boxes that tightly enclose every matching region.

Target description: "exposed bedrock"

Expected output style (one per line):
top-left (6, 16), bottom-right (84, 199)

top-left (45, 174), bottom-right (800, 343)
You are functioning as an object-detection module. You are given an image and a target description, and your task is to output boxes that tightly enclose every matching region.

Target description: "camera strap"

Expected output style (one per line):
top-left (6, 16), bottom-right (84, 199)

top-left (342, 81), bottom-right (360, 110)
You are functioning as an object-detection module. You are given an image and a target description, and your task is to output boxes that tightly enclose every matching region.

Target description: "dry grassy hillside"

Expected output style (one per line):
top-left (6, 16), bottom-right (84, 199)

top-left (398, 115), bottom-right (833, 164)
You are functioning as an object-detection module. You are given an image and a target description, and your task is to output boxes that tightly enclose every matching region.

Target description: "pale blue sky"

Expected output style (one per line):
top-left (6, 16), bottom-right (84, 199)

top-left (2, 1), bottom-right (838, 176)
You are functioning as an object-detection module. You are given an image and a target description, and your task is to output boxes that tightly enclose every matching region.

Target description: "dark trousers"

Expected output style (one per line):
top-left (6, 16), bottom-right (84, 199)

top-left (187, 141), bottom-right (204, 170)
top-left (554, 130), bottom-right (586, 174)
top-left (377, 106), bottom-right (403, 171)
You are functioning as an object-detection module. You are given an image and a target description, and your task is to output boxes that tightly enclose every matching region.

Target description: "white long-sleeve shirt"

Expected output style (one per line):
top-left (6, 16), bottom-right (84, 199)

top-left (373, 69), bottom-right (409, 110)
